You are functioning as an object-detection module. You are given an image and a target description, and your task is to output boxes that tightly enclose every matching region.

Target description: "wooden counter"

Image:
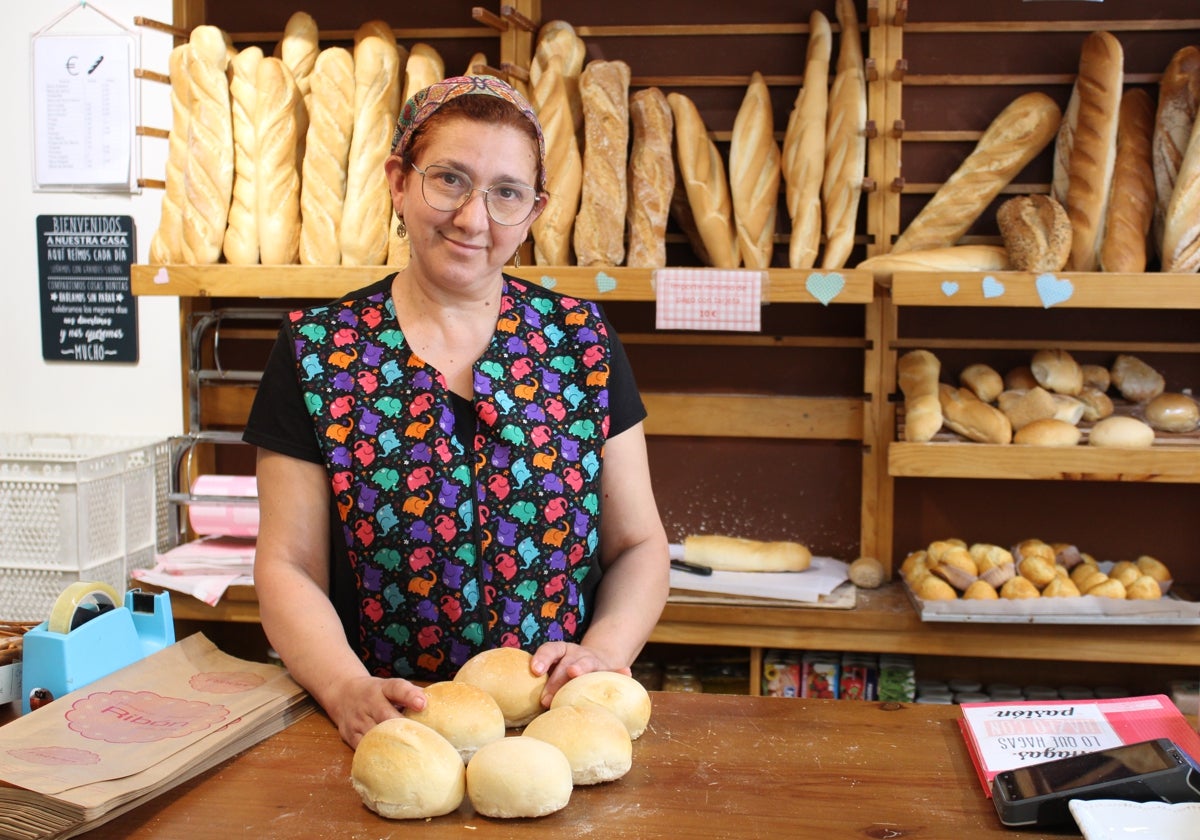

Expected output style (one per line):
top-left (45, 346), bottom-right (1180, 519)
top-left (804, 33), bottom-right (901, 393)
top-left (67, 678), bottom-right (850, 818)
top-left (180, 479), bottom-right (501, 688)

top-left (84, 693), bottom-right (1088, 839)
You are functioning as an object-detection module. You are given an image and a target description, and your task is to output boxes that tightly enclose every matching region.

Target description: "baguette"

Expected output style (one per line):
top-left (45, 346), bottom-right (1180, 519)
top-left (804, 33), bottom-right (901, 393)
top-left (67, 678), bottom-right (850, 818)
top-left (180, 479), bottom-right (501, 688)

top-left (682, 535), bottom-right (811, 573)
top-left (898, 349), bottom-right (942, 443)
top-left (855, 245), bottom-right (1011, 286)
top-left (1162, 111), bottom-right (1200, 272)
top-left (892, 92), bottom-right (1061, 254)
top-left (939, 383), bottom-right (1013, 445)
top-left (531, 57), bottom-right (582, 266)
top-left (222, 46), bottom-right (262, 265)
top-left (149, 44), bottom-right (191, 264)
top-left (821, 0), bottom-right (866, 269)
top-left (278, 11), bottom-right (318, 167)
top-left (254, 57), bottom-right (301, 265)
top-left (1063, 31), bottom-right (1124, 271)
top-left (340, 33), bottom-right (401, 267)
top-left (667, 92), bottom-right (739, 267)
top-left (783, 10), bottom-right (831, 269)
top-left (300, 47), bottom-right (355, 266)
top-left (1051, 84), bottom-right (1080, 207)
top-left (401, 43), bottom-right (445, 107)
top-left (531, 21), bottom-right (586, 143)
top-left (626, 87), bottom-right (675, 268)
top-left (1099, 88), bottom-right (1156, 272)
top-left (574, 60), bottom-right (631, 266)
top-left (1152, 46), bottom-right (1200, 258)
top-left (730, 71), bottom-right (780, 269)
top-left (182, 26), bottom-right (234, 265)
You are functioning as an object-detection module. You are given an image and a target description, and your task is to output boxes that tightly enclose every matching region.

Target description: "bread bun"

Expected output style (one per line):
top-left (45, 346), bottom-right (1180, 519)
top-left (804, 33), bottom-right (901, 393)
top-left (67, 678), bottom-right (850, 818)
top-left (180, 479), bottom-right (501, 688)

top-left (996, 194), bottom-right (1072, 271)
top-left (1144, 392), bottom-right (1200, 432)
top-left (939, 384), bottom-right (1012, 444)
top-left (351, 718), bottom-right (465, 819)
top-left (1088, 415), bottom-right (1156, 448)
top-left (522, 704), bottom-right (632, 784)
top-left (1005, 366), bottom-right (1039, 391)
top-left (962, 580), bottom-right (999, 600)
top-left (932, 546), bottom-right (978, 590)
top-left (1126, 575), bottom-right (1163, 600)
top-left (960, 363), bottom-right (1004, 403)
top-left (454, 648), bottom-right (548, 727)
top-left (1108, 560), bottom-right (1141, 588)
top-left (916, 575), bottom-right (959, 600)
top-left (1000, 577), bottom-right (1041, 599)
top-left (1018, 555), bottom-right (1058, 588)
top-left (466, 736), bottom-right (572, 818)
top-left (1070, 563), bottom-right (1105, 589)
top-left (1110, 354), bottom-right (1165, 403)
top-left (1031, 349), bottom-right (1083, 396)
top-left (1081, 364), bottom-right (1111, 392)
top-left (1051, 394), bottom-right (1085, 425)
top-left (926, 538), bottom-right (966, 564)
top-left (997, 387), bottom-right (1058, 431)
top-left (1077, 386), bottom-right (1115, 422)
top-left (1014, 418), bottom-right (1082, 447)
top-left (848, 556), bottom-right (886, 589)
top-left (1135, 555), bottom-right (1172, 583)
top-left (1014, 538), bottom-right (1055, 564)
top-left (1042, 576), bottom-right (1081, 598)
top-left (1084, 576), bottom-right (1128, 599)
top-left (550, 671), bottom-right (652, 740)
top-left (403, 681), bottom-right (506, 762)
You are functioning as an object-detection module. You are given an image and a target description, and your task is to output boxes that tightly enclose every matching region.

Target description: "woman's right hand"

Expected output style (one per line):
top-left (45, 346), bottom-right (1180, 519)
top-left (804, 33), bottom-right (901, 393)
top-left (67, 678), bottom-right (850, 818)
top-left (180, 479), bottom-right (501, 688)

top-left (327, 675), bottom-right (428, 749)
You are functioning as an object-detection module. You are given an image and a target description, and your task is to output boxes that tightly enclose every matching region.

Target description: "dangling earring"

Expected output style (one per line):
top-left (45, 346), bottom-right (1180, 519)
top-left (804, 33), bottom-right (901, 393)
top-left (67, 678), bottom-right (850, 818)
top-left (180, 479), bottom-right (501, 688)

top-left (513, 250), bottom-right (521, 268)
top-left (395, 218), bottom-right (407, 239)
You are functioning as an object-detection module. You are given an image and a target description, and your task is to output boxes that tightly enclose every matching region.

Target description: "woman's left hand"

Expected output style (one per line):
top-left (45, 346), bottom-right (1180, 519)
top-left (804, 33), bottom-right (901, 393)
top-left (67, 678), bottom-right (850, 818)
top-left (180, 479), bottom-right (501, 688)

top-left (530, 640), bottom-right (632, 707)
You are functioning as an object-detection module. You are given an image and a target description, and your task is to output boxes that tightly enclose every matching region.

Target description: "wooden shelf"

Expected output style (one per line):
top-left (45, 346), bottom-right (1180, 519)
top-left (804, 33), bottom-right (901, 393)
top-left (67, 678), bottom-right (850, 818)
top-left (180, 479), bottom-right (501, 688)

top-left (891, 272), bottom-right (1200, 310)
top-left (889, 441), bottom-right (1200, 482)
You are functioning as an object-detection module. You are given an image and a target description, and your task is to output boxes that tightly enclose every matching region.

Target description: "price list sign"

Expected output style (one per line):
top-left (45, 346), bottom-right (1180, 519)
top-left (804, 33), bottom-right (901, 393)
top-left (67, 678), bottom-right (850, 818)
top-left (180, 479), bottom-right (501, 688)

top-left (37, 214), bottom-right (138, 363)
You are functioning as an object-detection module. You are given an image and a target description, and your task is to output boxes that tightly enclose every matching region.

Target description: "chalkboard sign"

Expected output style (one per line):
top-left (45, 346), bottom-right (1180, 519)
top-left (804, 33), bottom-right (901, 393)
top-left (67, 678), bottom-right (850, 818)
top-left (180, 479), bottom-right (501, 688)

top-left (37, 214), bottom-right (138, 362)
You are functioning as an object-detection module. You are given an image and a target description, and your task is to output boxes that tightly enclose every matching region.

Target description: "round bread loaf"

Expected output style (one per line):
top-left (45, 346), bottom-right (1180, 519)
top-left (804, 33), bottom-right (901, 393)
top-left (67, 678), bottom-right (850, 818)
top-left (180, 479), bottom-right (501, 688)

top-left (466, 736), bottom-right (573, 818)
top-left (1144, 392), bottom-right (1200, 433)
top-left (350, 718), bottom-right (465, 819)
top-left (1088, 415), bottom-right (1155, 448)
top-left (1013, 418), bottom-right (1082, 447)
top-left (403, 681), bottom-right (506, 762)
top-left (550, 671), bottom-right (653, 740)
top-left (1031, 349), bottom-right (1083, 396)
top-left (996, 194), bottom-right (1072, 272)
top-left (454, 647), bottom-right (548, 728)
top-left (522, 704), bottom-right (633, 784)
top-left (1110, 354), bottom-right (1165, 403)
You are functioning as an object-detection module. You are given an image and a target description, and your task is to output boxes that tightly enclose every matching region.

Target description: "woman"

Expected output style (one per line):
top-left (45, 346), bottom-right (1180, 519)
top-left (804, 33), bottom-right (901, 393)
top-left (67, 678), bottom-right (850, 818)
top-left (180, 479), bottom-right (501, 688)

top-left (244, 75), bottom-right (670, 749)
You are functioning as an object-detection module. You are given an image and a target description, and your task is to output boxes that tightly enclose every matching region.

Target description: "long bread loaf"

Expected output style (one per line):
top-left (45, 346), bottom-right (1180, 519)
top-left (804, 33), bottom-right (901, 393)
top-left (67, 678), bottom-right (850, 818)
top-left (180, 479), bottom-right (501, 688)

top-left (667, 92), bottom-right (739, 268)
top-left (574, 60), bottom-right (630, 266)
top-left (300, 47), bottom-right (355, 266)
top-left (1063, 31), bottom-right (1123, 271)
top-left (1099, 88), bottom-right (1156, 273)
top-left (1051, 85), bottom-right (1079, 207)
top-left (531, 20), bottom-right (586, 143)
top-left (182, 26), bottom-right (234, 265)
top-left (626, 87), bottom-right (675, 268)
top-left (401, 43), bottom-right (445, 106)
top-left (531, 56), bottom-right (582, 265)
top-left (222, 46), bottom-right (262, 265)
top-left (1152, 46), bottom-right (1200, 258)
top-left (254, 57), bottom-right (301, 265)
top-left (898, 349), bottom-right (943, 443)
top-left (783, 10), bottom-right (831, 269)
top-left (821, 0), bottom-right (866, 269)
top-left (149, 44), bottom-right (191, 264)
top-left (891, 92), bottom-right (1061, 254)
top-left (1162, 112), bottom-right (1200, 272)
top-left (730, 72), bottom-right (780, 269)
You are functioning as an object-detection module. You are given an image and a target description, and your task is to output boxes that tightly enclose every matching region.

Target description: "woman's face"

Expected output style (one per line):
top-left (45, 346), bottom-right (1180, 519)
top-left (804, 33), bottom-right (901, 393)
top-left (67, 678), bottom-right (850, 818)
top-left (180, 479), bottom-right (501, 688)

top-left (388, 114), bottom-right (543, 290)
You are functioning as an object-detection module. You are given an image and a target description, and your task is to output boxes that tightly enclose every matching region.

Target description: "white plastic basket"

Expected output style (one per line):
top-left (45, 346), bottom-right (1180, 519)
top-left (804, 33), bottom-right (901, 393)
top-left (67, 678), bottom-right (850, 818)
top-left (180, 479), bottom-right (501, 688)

top-left (0, 434), bottom-right (170, 621)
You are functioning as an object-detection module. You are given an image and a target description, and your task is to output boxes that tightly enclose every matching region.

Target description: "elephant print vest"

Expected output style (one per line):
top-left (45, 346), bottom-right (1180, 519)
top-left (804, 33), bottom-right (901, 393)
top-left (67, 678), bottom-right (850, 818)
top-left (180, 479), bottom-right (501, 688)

top-left (287, 276), bottom-right (612, 681)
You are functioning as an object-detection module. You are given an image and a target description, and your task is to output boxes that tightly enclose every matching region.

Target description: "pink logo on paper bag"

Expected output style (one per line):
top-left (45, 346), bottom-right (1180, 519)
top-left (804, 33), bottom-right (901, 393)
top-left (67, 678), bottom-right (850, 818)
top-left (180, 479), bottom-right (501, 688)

top-left (189, 671), bottom-right (267, 694)
top-left (7, 746), bottom-right (101, 766)
top-left (65, 690), bottom-right (230, 744)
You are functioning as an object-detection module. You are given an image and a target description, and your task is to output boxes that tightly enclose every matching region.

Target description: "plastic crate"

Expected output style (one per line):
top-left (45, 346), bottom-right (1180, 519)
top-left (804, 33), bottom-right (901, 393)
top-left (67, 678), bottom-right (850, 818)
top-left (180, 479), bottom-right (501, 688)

top-left (0, 434), bottom-right (170, 622)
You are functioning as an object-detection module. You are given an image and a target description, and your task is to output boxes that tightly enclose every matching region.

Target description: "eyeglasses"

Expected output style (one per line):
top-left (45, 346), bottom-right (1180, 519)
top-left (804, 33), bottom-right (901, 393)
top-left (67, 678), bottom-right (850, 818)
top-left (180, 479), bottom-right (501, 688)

top-left (411, 163), bottom-right (539, 226)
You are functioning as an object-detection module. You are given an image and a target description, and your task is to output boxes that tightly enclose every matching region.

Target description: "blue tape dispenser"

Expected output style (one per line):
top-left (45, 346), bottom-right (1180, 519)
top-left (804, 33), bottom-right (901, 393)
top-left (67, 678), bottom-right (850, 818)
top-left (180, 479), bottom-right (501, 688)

top-left (21, 581), bottom-right (175, 714)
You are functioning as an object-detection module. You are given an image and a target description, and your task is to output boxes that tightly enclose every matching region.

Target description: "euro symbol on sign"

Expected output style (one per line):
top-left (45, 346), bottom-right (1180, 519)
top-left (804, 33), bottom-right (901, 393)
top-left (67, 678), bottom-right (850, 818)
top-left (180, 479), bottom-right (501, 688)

top-left (66, 56), bottom-right (78, 74)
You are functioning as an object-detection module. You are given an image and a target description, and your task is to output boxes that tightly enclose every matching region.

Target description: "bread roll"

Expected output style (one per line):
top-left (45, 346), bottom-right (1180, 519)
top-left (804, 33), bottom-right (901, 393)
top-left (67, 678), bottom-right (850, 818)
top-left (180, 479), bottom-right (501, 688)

top-left (893, 92), bottom-right (1061, 254)
top-left (351, 718), bottom-right (465, 819)
top-left (783, 10), bottom-right (831, 269)
top-left (1063, 31), bottom-right (1123, 271)
top-left (821, 0), bottom-right (867, 269)
top-left (1077, 386), bottom-right (1115, 422)
top-left (222, 47), bottom-right (262, 265)
top-left (1042, 577), bottom-right (1081, 598)
top-left (401, 43), bottom-right (446, 107)
top-left (574, 60), bottom-right (631, 266)
top-left (550, 671), bottom-right (653, 740)
top-left (1135, 554), bottom-right (1172, 583)
top-left (466, 737), bottom-right (572, 818)
top-left (1084, 576), bottom-right (1127, 599)
top-left (403, 681), bottom-right (506, 763)
top-left (1100, 88), bottom-right (1156, 272)
top-left (939, 383), bottom-right (1013, 444)
top-left (523, 704), bottom-right (632, 785)
top-left (898, 349), bottom-right (943, 442)
top-left (341, 33), bottom-right (401, 266)
top-left (454, 647), bottom-right (548, 728)
top-left (1018, 554), bottom-right (1058, 588)
top-left (1081, 363), bottom-right (1111, 392)
top-left (915, 574), bottom-right (958, 601)
top-left (1144, 392), bottom-right (1200, 432)
top-left (730, 71), bottom-right (781, 269)
top-left (1005, 365), bottom-right (1039, 391)
top-left (253, 57), bottom-right (301, 265)
top-left (996, 195), bottom-right (1071, 272)
top-left (182, 26), bottom-right (234, 265)
top-left (1001, 386), bottom-right (1056, 432)
top-left (300, 47), bottom-right (355, 266)
top-left (1088, 415), bottom-right (1156, 448)
top-left (1013, 418), bottom-right (1082, 447)
top-left (848, 556), bottom-right (886, 588)
top-left (1162, 105), bottom-right (1200, 272)
top-left (1152, 46), bottom-right (1200, 257)
top-left (1000, 577), bottom-right (1040, 599)
top-left (1126, 575), bottom-right (1163, 600)
top-left (855, 246), bottom-right (1012, 282)
top-left (1110, 354), bottom-right (1165, 403)
top-left (626, 87), bottom-right (675, 268)
top-left (1050, 394), bottom-right (1085, 425)
top-left (960, 363), bottom-right (1004, 403)
top-left (667, 92), bottom-right (739, 267)
top-left (149, 44), bottom-right (191, 264)
top-left (531, 57), bottom-right (582, 266)
top-left (1109, 560), bottom-right (1141, 588)
top-left (963, 580), bottom-right (999, 600)
top-left (682, 535), bottom-right (812, 573)
top-left (1031, 348), bottom-right (1083, 396)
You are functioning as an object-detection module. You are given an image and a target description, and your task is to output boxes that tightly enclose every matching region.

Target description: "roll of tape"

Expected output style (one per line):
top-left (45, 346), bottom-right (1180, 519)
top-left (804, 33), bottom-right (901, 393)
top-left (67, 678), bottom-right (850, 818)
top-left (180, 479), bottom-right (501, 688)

top-left (47, 581), bottom-right (121, 634)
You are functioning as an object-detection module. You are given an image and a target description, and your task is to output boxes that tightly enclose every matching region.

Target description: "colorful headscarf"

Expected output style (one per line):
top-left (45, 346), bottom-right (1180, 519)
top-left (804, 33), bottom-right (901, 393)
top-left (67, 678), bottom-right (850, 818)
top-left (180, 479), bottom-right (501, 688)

top-left (390, 75), bottom-right (547, 190)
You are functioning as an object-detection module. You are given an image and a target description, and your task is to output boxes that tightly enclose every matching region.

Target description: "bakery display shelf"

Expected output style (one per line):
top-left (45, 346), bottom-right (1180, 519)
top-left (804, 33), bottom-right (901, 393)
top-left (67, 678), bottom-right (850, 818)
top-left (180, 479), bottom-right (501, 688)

top-left (131, 264), bottom-right (877, 305)
top-left (888, 441), bottom-right (1200, 483)
top-left (890, 272), bottom-right (1200, 310)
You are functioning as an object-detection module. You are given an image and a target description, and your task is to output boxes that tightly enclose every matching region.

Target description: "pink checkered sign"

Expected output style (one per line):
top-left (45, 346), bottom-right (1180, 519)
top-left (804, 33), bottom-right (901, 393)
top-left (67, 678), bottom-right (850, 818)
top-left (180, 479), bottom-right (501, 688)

top-left (653, 269), bottom-right (765, 332)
